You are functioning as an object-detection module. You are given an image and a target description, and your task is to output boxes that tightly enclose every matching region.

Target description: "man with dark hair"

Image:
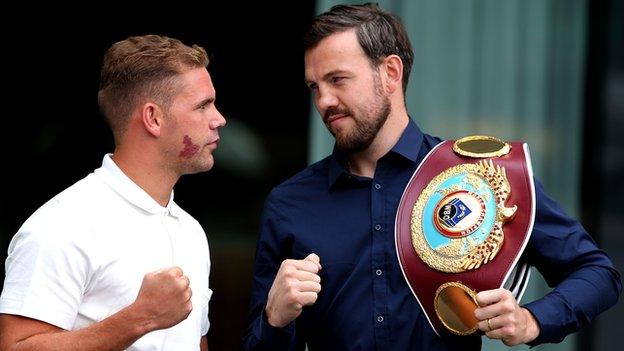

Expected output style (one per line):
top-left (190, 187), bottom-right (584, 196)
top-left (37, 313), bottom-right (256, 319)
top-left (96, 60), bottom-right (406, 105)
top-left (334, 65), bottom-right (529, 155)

top-left (0, 34), bottom-right (226, 350)
top-left (244, 4), bottom-right (620, 350)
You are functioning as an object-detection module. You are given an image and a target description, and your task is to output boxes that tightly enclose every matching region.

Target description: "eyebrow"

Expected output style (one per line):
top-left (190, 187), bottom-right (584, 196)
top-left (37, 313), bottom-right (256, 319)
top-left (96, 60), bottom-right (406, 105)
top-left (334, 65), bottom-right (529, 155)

top-left (194, 96), bottom-right (215, 109)
top-left (305, 69), bottom-right (351, 85)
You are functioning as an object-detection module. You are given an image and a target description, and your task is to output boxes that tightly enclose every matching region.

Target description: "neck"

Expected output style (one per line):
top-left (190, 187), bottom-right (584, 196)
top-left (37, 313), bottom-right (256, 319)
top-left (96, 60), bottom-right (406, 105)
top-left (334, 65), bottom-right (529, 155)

top-left (346, 106), bottom-right (409, 178)
top-left (111, 145), bottom-right (178, 207)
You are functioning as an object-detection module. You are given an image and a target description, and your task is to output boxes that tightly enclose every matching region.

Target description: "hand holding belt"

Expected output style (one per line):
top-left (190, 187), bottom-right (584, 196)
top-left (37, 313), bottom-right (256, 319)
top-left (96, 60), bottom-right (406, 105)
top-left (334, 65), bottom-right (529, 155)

top-left (395, 136), bottom-right (536, 336)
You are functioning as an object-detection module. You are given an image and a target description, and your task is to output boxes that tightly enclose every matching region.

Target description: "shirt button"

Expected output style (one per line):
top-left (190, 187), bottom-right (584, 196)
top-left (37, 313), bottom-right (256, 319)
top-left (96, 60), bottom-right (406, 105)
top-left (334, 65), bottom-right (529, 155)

top-left (375, 269), bottom-right (383, 276)
top-left (374, 183), bottom-right (381, 190)
top-left (377, 315), bottom-right (384, 323)
top-left (374, 224), bottom-right (382, 231)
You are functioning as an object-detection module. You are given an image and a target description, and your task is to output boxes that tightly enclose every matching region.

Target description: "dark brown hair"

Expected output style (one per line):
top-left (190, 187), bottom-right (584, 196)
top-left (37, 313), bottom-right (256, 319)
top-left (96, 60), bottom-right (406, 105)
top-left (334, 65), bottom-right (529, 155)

top-left (304, 3), bottom-right (414, 93)
top-left (98, 34), bottom-right (209, 140)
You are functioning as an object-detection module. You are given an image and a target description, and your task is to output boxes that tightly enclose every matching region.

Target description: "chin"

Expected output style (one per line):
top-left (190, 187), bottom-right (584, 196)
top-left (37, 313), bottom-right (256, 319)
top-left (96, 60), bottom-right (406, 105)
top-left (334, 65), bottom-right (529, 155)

top-left (201, 156), bottom-right (215, 172)
top-left (182, 156), bottom-right (214, 175)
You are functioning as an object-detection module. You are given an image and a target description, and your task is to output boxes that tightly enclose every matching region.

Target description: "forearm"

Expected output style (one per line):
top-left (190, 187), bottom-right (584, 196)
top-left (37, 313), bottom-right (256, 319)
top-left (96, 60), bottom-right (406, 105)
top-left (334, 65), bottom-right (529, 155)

top-left (9, 304), bottom-right (154, 351)
top-left (524, 266), bottom-right (621, 345)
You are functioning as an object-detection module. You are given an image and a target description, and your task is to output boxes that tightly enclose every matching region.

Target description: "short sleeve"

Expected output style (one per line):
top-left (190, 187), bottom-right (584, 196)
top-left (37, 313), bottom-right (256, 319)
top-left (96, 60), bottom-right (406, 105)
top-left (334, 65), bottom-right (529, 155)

top-left (0, 217), bottom-right (93, 330)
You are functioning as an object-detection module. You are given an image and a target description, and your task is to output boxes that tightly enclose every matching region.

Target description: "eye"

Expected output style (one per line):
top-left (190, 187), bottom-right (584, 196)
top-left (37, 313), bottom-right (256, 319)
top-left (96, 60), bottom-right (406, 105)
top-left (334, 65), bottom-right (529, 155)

top-left (198, 100), bottom-right (213, 110)
top-left (331, 76), bottom-right (346, 84)
top-left (307, 82), bottom-right (318, 91)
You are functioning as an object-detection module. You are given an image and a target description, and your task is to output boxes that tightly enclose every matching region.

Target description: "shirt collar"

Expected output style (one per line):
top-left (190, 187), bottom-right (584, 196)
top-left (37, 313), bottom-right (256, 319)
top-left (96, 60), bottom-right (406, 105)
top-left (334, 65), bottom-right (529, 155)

top-left (95, 154), bottom-right (180, 218)
top-left (327, 118), bottom-right (424, 189)
top-left (390, 118), bottom-right (423, 163)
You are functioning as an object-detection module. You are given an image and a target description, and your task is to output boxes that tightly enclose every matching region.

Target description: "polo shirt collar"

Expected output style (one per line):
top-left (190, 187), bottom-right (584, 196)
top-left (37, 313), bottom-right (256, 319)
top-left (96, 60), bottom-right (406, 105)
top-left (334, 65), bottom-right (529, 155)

top-left (95, 154), bottom-right (180, 218)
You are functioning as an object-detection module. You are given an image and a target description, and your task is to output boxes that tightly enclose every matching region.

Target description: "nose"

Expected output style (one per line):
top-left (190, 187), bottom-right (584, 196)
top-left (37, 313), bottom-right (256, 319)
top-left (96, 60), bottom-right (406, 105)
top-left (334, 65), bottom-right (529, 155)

top-left (315, 86), bottom-right (339, 116)
top-left (210, 109), bottom-right (226, 129)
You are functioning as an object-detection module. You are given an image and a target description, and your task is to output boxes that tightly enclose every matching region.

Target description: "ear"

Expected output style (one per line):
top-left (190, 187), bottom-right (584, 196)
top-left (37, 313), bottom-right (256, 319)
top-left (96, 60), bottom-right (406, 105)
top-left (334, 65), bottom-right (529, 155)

top-left (380, 55), bottom-right (403, 94)
top-left (140, 102), bottom-right (163, 137)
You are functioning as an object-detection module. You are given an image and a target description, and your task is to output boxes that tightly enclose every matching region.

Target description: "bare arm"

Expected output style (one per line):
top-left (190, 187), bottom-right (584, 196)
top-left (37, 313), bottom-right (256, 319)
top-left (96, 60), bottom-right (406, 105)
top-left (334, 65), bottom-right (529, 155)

top-left (200, 335), bottom-right (208, 351)
top-left (0, 306), bottom-right (150, 351)
top-left (0, 267), bottom-right (192, 351)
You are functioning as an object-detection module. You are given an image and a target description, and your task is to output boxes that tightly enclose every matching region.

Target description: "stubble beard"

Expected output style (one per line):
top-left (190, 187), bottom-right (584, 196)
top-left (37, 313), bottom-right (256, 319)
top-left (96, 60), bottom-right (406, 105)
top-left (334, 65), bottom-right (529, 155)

top-left (331, 79), bottom-right (391, 155)
top-left (180, 149), bottom-right (214, 175)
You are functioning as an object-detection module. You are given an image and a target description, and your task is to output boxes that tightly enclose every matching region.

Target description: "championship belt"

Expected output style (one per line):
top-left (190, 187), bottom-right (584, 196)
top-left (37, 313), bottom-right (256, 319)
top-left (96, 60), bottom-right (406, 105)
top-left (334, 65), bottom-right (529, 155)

top-left (395, 136), bottom-right (535, 336)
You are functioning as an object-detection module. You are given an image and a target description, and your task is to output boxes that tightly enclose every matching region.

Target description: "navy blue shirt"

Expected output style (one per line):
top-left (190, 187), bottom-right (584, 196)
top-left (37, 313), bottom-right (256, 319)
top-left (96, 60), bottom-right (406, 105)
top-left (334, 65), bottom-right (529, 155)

top-left (243, 120), bottom-right (621, 350)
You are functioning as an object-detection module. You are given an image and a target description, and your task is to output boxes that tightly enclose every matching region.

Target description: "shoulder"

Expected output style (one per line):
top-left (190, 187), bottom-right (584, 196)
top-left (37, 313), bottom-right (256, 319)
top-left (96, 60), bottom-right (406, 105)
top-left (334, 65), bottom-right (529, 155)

top-left (171, 204), bottom-right (204, 231)
top-left (423, 133), bottom-right (444, 148)
top-left (254, 157), bottom-right (333, 225)
top-left (268, 156), bottom-right (332, 202)
top-left (6, 175), bottom-right (104, 275)
top-left (19, 174), bottom-right (103, 239)
top-left (170, 203), bottom-right (209, 243)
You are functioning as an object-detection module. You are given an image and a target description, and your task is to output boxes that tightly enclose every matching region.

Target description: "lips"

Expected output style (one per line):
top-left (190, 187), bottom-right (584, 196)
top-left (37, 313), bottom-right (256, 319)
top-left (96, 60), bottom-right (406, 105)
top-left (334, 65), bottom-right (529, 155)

top-left (206, 138), bottom-right (220, 148)
top-left (325, 113), bottom-right (349, 124)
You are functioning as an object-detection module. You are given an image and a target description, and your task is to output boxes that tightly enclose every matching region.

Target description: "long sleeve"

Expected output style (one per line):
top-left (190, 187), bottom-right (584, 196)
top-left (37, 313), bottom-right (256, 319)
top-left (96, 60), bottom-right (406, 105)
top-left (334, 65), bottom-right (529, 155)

top-left (523, 179), bottom-right (622, 345)
top-left (243, 193), bottom-right (302, 351)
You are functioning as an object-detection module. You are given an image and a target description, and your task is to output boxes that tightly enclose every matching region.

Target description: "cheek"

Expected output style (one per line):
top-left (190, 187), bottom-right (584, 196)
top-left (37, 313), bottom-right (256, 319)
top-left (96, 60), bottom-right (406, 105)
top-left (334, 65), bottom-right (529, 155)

top-left (178, 135), bottom-right (200, 159)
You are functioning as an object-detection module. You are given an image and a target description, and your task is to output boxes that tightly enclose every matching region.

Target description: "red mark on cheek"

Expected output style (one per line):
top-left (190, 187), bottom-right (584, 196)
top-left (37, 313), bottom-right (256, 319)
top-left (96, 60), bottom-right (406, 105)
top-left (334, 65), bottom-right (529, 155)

top-left (179, 135), bottom-right (200, 159)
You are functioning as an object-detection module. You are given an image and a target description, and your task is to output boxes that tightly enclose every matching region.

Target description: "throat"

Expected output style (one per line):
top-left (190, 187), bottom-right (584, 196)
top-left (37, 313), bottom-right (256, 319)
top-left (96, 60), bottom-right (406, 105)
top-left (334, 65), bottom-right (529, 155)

top-left (346, 157), bottom-right (376, 178)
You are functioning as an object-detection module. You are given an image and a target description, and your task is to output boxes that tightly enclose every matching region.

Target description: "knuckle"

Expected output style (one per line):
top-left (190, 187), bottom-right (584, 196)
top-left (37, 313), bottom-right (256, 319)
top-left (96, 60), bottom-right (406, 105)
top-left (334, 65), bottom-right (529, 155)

top-left (308, 262), bottom-right (319, 272)
top-left (282, 267), bottom-right (294, 278)
top-left (285, 279), bottom-right (296, 290)
top-left (505, 301), bottom-right (515, 312)
top-left (286, 292), bottom-right (298, 305)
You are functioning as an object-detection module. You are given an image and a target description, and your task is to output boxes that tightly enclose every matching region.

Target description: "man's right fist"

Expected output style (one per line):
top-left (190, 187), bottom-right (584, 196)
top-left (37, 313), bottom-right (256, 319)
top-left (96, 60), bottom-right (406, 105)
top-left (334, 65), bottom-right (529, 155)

top-left (132, 267), bottom-right (193, 331)
top-left (265, 253), bottom-right (322, 328)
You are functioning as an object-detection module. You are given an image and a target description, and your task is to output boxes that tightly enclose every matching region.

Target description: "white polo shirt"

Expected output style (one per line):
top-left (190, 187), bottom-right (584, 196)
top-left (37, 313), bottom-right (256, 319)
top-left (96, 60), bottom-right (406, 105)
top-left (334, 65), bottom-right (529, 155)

top-left (0, 154), bottom-right (212, 350)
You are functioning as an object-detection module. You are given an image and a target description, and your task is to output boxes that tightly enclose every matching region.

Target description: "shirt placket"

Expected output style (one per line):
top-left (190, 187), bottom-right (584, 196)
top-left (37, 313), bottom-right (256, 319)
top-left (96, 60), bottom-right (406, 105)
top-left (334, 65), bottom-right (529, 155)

top-left (371, 167), bottom-right (389, 350)
top-left (160, 210), bottom-right (176, 266)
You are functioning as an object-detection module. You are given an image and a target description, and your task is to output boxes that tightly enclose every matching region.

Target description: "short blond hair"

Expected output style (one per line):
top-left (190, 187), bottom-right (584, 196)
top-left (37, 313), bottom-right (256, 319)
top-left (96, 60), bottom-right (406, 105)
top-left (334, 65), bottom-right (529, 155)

top-left (98, 34), bottom-right (209, 140)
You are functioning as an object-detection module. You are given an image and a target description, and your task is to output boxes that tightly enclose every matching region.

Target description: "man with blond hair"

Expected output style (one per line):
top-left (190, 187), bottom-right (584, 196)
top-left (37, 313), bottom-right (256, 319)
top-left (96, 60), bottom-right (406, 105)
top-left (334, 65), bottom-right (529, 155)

top-left (0, 34), bottom-right (226, 350)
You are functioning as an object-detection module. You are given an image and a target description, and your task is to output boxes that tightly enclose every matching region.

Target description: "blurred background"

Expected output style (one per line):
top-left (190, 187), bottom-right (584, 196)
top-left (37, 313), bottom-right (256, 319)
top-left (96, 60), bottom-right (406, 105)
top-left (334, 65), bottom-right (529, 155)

top-left (0, 1), bottom-right (621, 350)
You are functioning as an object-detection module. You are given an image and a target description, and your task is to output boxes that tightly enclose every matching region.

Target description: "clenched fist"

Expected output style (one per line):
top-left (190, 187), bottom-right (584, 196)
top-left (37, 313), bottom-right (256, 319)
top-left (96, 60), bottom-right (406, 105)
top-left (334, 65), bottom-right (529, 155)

top-left (131, 267), bottom-right (193, 331)
top-left (265, 254), bottom-right (322, 328)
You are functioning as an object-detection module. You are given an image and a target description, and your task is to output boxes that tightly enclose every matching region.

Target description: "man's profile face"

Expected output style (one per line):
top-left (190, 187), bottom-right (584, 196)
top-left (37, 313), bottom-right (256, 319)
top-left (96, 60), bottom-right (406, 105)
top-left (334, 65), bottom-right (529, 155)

top-left (162, 67), bottom-right (226, 175)
top-left (304, 29), bottom-right (391, 154)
